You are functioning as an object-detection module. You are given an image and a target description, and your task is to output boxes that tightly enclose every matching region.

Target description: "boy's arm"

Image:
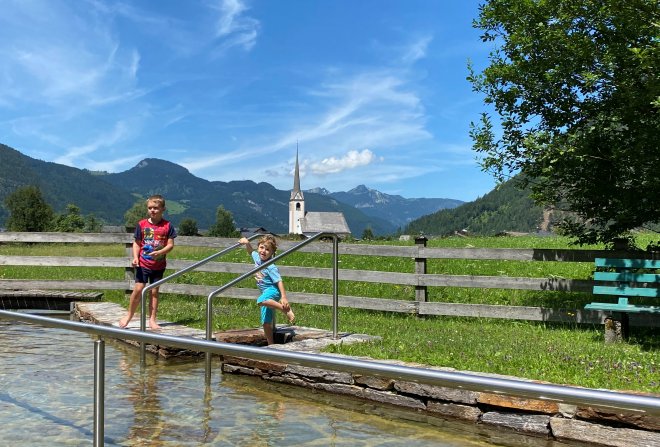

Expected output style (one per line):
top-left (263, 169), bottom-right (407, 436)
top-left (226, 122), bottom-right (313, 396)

top-left (153, 238), bottom-right (174, 258)
top-left (239, 237), bottom-right (253, 254)
top-left (131, 241), bottom-right (140, 267)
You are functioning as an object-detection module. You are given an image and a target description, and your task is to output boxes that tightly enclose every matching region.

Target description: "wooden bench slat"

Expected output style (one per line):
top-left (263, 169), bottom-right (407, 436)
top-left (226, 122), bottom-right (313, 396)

top-left (593, 271), bottom-right (660, 283)
top-left (584, 302), bottom-right (660, 313)
top-left (595, 258), bottom-right (660, 269)
top-left (593, 285), bottom-right (660, 298)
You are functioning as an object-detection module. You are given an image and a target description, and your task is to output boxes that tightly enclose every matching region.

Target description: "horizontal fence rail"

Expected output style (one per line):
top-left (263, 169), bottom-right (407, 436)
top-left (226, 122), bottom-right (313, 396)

top-left (0, 232), bottom-right (658, 327)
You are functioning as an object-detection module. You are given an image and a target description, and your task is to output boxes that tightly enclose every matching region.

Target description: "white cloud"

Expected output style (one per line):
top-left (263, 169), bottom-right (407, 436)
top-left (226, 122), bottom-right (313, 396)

top-left (311, 149), bottom-right (379, 175)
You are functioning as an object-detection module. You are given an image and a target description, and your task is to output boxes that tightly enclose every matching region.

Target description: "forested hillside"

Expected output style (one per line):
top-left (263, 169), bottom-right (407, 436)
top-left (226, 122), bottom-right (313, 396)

top-left (0, 144), bottom-right (136, 224)
top-left (404, 177), bottom-right (546, 236)
top-left (0, 145), bottom-right (396, 235)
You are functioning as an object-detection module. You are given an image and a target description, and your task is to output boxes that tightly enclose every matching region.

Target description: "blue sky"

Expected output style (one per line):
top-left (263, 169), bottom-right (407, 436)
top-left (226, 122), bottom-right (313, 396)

top-left (0, 0), bottom-right (496, 202)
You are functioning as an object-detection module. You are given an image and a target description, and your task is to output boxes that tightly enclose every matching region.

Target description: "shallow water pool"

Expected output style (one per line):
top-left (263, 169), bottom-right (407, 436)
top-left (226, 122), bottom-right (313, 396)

top-left (0, 319), bottom-right (574, 446)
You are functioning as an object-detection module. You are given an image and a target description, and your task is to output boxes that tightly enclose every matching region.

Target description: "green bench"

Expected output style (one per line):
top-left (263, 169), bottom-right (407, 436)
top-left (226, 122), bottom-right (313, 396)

top-left (585, 258), bottom-right (660, 342)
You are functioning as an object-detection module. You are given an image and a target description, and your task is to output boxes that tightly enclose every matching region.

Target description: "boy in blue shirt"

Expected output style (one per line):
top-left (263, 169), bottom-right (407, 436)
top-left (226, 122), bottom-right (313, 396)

top-left (239, 235), bottom-right (295, 344)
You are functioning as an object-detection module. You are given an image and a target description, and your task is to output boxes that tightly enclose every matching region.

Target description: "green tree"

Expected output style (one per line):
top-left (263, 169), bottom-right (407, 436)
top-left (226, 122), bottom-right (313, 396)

top-left (469, 0), bottom-right (659, 244)
top-left (124, 200), bottom-right (147, 229)
top-left (178, 218), bottom-right (199, 236)
top-left (207, 206), bottom-right (239, 237)
top-left (83, 214), bottom-right (103, 233)
top-left (4, 185), bottom-right (54, 231)
top-left (51, 204), bottom-right (86, 232)
top-left (361, 227), bottom-right (375, 240)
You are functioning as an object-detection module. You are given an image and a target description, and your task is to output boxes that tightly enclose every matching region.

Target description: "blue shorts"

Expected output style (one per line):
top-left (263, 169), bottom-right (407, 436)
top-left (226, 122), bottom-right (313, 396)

top-left (257, 287), bottom-right (281, 324)
top-left (135, 267), bottom-right (165, 284)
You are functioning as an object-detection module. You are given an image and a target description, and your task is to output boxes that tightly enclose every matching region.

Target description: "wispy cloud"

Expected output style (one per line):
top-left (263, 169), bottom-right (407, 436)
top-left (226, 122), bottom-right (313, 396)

top-left (0, 2), bottom-right (139, 109)
top-left (183, 67), bottom-right (430, 174)
top-left (400, 35), bottom-right (433, 64)
top-left (54, 120), bottom-right (132, 166)
top-left (211, 0), bottom-right (260, 53)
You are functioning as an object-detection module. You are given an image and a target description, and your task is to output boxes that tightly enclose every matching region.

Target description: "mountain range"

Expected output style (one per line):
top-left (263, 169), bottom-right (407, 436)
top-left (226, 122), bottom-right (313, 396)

top-left (0, 143), bottom-right (463, 236)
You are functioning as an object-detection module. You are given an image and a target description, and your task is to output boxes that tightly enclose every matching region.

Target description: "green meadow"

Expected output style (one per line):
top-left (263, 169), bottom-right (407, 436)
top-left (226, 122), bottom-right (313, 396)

top-left (1, 234), bottom-right (658, 393)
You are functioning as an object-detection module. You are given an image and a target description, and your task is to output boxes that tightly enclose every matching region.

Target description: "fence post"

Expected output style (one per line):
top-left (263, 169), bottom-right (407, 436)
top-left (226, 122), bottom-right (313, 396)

top-left (414, 234), bottom-right (428, 303)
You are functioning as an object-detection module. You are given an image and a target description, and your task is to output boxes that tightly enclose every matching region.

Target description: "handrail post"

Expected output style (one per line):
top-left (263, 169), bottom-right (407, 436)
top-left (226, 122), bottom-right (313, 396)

top-left (93, 336), bottom-right (105, 447)
top-left (332, 234), bottom-right (339, 339)
top-left (140, 288), bottom-right (147, 364)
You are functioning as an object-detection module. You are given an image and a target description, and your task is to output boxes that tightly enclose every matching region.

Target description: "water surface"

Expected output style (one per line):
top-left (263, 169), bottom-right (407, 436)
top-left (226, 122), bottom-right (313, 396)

top-left (0, 320), bottom-right (574, 446)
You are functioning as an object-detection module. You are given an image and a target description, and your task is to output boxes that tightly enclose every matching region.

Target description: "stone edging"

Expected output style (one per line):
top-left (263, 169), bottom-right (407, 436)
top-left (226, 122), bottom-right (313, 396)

top-left (221, 334), bottom-right (660, 447)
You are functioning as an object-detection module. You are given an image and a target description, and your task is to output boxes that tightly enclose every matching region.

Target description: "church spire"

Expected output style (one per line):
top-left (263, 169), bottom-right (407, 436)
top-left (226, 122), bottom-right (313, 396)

top-left (290, 144), bottom-right (304, 200)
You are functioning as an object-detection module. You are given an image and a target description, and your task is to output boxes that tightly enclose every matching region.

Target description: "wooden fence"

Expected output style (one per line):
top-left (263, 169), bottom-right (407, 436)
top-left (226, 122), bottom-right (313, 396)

top-left (0, 232), bottom-right (656, 327)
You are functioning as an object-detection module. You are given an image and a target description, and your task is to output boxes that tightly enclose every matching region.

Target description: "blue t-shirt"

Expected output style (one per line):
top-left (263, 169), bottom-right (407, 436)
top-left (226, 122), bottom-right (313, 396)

top-left (250, 251), bottom-right (282, 291)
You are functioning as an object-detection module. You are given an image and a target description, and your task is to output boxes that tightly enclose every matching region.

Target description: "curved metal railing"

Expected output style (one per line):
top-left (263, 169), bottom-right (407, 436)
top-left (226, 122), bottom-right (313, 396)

top-left (2, 309), bottom-right (660, 447)
top-left (136, 233), bottom-right (263, 360)
top-left (203, 232), bottom-right (337, 381)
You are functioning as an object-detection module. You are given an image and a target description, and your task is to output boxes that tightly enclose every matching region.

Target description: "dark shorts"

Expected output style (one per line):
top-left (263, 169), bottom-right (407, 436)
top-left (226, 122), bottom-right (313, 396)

top-left (135, 266), bottom-right (165, 284)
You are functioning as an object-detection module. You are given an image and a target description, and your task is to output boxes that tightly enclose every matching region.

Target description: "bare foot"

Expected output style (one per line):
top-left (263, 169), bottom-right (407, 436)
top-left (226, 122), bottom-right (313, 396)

top-left (118, 317), bottom-right (130, 328)
top-left (149, 320), bottom-right (161, 330)
top-left (286, 310), bottom-right (295, 324)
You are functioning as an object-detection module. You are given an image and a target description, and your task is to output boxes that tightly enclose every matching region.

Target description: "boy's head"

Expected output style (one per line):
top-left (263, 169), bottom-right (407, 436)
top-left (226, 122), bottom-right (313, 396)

top-left (257, 235), bottom-right (277, 254)
top-left (146, 195), bottom-right (166, 222)
top-left (146, 195), bottom-right (166, 210)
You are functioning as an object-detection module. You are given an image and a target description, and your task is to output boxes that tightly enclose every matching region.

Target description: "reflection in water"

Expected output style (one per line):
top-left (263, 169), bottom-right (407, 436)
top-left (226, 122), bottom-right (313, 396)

top-left (118, 356), bottom-right (164, 445)
top-left (0, 320), bottom-right (575, 446)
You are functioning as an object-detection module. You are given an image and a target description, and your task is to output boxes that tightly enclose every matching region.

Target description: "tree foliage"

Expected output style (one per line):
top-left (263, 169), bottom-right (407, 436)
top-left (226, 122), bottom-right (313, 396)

top-left (4, 185), bottom-right (54, 231)
top-left (51, 204), bottom-right (86, 232)
top-left (207, 206), bottom-right (239, 237)
top-left (124, 200), bottom-right (147, 229)
top-left (178, 218), bottom-right (199, 236)
top-left (469, 0), bottom-right (659, 244)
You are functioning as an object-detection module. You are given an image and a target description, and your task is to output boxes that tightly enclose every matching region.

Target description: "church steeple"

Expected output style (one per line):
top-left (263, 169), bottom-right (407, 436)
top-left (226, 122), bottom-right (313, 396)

top-left (290, 147), bottom-right (304, 201)
top-left (289, 146), bottom-right (305, 234)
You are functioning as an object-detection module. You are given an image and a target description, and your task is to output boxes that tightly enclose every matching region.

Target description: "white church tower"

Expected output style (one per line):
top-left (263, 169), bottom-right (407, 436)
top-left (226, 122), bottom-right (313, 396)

top-left (288, 149), bottom-right (305, 235)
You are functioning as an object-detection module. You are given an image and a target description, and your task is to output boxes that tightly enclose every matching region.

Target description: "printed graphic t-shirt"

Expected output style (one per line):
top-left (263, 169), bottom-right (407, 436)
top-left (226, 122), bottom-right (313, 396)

top-left (135, 218), bottom-right (177, 271)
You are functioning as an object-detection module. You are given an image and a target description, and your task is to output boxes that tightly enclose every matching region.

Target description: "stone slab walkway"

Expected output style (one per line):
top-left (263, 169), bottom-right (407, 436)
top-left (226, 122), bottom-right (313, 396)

top-left (74, 302), bottom-right (377, 358)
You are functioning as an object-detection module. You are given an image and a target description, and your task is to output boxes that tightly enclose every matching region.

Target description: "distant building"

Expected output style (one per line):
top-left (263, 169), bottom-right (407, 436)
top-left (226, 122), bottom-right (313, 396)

top-left (288, 148), bottom-right (351, 237)
top-left (288, 149), bottom-right (305, 235)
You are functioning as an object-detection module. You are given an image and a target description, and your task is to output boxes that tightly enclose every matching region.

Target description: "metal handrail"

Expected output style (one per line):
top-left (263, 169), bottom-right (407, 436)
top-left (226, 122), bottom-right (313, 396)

top-left (1, 309), bottom-right (660, 447)
top-left (137, 234), bottom-right (262, 360)
top-left (203, 232), bottom-right (337, 381)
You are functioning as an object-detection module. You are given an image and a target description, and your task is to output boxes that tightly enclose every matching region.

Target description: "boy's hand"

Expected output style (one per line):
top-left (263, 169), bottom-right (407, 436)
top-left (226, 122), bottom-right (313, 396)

top-left (239, 237), bottom-right (248, 244)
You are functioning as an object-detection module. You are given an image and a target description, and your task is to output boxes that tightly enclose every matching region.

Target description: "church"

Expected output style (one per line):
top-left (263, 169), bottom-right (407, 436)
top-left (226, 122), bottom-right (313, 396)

top-left (288, 150), bottom-right (351, 237)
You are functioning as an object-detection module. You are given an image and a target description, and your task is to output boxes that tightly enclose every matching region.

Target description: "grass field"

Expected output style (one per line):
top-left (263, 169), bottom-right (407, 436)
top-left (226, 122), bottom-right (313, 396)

top-left (1, 233), bottom-right (658, 393)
